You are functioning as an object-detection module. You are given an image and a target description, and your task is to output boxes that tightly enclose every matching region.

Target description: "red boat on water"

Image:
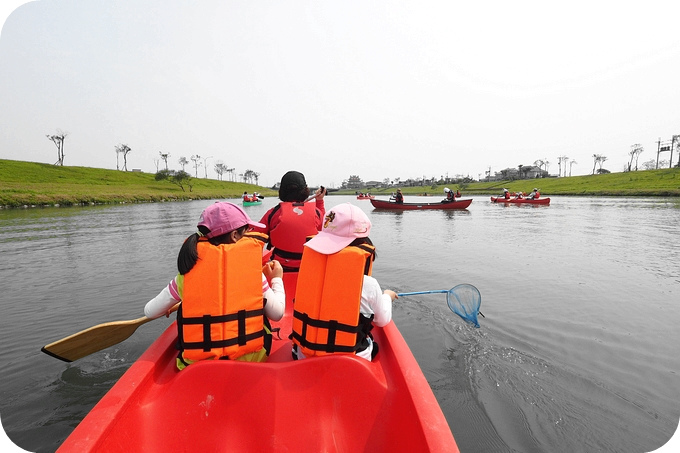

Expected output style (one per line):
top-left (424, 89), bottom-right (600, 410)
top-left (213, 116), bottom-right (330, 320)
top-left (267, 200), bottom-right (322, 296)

top-left (357, 194), bottom-right (375, 200)
top-left (490, 196), bottom-right (550, 205)
top-left (57, 302), bottom-right (459, 452)
top-left (370, 197), bottom-right (472, 210)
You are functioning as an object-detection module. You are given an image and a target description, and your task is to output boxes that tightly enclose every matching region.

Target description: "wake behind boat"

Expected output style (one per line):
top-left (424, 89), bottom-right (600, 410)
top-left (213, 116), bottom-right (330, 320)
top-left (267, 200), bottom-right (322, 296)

top-left (370, 197), bottom-right (472, 210)
top-left (57, 303), bottom-right (459, 452)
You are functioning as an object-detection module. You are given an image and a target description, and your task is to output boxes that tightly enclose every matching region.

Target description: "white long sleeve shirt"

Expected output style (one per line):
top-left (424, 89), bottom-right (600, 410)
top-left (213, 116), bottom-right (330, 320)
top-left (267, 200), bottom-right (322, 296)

top-left (144, 274), bottom-right (285, 322)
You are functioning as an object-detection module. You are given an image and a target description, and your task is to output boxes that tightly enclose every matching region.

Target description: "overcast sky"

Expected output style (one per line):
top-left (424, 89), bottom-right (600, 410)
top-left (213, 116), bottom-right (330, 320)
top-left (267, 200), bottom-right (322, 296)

top-left (1, 1), bottom-right (679, 188)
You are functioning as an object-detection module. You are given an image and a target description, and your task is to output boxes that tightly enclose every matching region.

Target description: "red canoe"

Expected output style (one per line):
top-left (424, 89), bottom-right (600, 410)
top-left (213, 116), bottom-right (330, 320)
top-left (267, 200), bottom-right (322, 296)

top-left (57, 304), bottom-right (459, 452)
top-left (490, 196), bottom-right (550, 205)
top-left (370, 198), bottom-right (472, 210)
top-left (357, 194), bottom-right (375, 199)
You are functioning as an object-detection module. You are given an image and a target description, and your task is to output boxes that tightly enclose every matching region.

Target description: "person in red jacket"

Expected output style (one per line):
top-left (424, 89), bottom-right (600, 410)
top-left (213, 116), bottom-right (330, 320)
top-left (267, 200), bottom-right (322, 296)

top-left (442, 187), bottom-right (455, 203)
top-left (392, 188), bottom-right (404, 204)
top-left (252, 170), bottom-right (326, 307)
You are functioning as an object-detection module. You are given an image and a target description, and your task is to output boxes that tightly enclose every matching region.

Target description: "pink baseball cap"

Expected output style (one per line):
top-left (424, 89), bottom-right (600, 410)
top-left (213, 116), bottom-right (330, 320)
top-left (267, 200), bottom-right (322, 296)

top-left (197, 202), bottom-right (265, 238)
top-left (304, 203), bottom-right (371, 254)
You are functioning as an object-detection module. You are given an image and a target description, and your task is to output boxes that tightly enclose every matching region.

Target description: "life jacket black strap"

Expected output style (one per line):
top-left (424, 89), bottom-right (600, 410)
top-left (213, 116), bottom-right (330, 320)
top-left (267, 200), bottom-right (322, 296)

top-left (291, 310), bottom-right (366, 353)
top-left (244, 231), bottom-right (269, 245)
top-left (350, 244), bottom-right (375, 275)
top-left (272, 248), bottom-right (303, 261)
top-left (182, 330), bottom-right (266, 352)
top-left (180, 308), bottom-right (265, 352)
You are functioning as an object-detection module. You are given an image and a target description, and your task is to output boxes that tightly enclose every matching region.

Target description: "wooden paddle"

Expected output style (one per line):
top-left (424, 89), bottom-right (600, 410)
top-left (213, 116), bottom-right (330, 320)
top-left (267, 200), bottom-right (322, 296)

top-left (41, 303), bottom-right (180, 362)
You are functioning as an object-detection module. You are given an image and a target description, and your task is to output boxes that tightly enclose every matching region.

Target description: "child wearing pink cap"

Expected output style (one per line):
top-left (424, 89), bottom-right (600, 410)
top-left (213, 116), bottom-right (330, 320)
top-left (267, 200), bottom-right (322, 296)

top-left (144, 202), bottom-right (285, 367)
top-left (291, 203), bottom-right (397, 361)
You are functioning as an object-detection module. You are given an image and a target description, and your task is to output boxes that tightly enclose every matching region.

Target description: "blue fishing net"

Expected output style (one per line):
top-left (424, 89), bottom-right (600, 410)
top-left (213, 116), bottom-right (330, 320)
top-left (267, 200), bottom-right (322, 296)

top-left (446, 284), bottom-right (482, 328)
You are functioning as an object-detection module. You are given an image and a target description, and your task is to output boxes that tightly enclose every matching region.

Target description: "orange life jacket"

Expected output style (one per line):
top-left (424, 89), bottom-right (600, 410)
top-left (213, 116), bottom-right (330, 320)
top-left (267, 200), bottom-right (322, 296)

top-left (292, 244), bottom-right (375, 357)
top-left (177, 235), bottom-right (268, 363)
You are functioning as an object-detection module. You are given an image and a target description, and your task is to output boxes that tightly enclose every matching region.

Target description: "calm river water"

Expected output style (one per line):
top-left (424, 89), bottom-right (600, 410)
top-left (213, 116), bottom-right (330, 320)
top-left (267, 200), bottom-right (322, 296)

top-left (1, 195), bottom-right (679, 452)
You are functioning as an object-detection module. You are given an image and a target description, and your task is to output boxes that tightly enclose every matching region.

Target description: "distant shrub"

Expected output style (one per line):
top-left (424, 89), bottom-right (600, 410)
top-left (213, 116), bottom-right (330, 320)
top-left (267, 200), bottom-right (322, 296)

top-left (155, 169), bottom-right (193, 192)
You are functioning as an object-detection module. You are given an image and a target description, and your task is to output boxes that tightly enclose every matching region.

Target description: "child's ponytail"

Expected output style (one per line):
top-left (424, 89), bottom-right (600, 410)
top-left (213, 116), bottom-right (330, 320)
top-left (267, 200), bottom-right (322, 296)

top-left (177, 233), bottom-right (200, 275)
top-left (177, 225), bottom-right (211, 274)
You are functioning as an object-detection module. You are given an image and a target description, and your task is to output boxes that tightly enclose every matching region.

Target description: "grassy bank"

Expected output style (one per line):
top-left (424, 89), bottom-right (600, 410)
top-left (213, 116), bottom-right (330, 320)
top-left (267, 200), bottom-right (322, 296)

top-left (0, 159), bottom-right (276, 208)
top-left (335, 168), bottom-right (680, 197)
top-left (2, 159), bottom-right (679, 208)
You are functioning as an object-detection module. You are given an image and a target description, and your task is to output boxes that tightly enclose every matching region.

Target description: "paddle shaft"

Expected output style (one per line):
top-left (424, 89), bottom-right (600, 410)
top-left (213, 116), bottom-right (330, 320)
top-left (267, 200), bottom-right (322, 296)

top-left (41, 303), bottom-right (180, 362)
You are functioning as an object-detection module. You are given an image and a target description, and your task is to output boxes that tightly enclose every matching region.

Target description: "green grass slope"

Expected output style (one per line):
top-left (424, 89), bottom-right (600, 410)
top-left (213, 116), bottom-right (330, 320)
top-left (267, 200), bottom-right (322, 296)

top-left (0, 159), bottom-right (276, 207)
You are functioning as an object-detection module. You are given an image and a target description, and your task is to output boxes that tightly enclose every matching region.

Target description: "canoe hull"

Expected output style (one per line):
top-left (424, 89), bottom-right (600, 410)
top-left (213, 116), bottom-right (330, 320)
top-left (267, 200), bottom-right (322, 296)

top-left (242, 200), bottom-right (262, 206)
top-left (58, 310), bottom-right (458, 452)
top-left (490, 196), bottom-right (550, 205)
top-left (370, 198), bottom-right (472, 210)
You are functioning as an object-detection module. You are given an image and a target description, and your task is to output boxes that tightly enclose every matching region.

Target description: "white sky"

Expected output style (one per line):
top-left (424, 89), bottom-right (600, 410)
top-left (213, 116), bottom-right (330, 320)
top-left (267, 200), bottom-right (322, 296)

top-left (1, 1), bottom-right (679, 188)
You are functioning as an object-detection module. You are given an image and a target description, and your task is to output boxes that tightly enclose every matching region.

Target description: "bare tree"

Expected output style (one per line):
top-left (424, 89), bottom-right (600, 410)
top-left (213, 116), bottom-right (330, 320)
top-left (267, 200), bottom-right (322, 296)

top-left (178, 156), bottom-right (188, 171)
top-left (46, 130), bottom-right (68, 166)
top-left (115, 144), bottom-right (132, 171)
top-left (592, 154), bottom-right (600, 175)
top-left (214, 162), bottom-right (226, 181)
top-left (557, 156), bottom-right (563, 177)
top-left (159, 151), bottom-right (171, 170)
top-left (642, 159), bottom-right (657, 170)
top-left (534, 159), bottom-right (545, 176)
top-left (627, 144), bottom-right (644, 171)
top-left (557, 155), bottom-right (569, 177)
top-left (190, 155), bottom-right (201, 177)
top-left (240, 169), bottom-right (259, 184)
top-left (598, 155), bottom-right (608, 172)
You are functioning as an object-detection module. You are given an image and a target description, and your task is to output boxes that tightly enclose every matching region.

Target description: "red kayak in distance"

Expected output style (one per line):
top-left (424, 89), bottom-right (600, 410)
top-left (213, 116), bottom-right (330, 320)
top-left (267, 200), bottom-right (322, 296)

top-left (370, 198), bottom-right (472, 210)
top-left (490, 196), bottom-right (550, 205)
top-left (57, 302), bottom-right (459, 452)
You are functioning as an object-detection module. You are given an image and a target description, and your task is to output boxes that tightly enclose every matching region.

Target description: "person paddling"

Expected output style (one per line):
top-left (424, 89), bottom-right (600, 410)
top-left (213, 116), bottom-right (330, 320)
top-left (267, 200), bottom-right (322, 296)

top-left (528, 188), bottom-right (540, 199)
top-left (442, 187), bottom-right (455, 203)
top-left (251, 170), bottom-right (326, 307)
top-left (392, 188), bottom-right (404, 204)
top-left (144, 202), bottom-right (285, 368)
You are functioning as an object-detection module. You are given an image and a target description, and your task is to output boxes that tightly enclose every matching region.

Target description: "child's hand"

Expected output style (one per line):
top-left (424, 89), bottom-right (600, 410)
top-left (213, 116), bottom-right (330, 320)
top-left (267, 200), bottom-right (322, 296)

top-left (263, 260), bottom-right (283, 281)
top-left (315, 186), bottom-right (326, 199)
top-left (384, 290), bottom-right (398, 301)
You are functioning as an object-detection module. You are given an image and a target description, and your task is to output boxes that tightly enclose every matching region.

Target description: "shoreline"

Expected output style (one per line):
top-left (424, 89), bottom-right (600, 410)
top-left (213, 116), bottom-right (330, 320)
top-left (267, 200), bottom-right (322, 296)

top-left (3, 191), bottom-right (679, 211)
top-left (2, 159), bottom-right (679, 209)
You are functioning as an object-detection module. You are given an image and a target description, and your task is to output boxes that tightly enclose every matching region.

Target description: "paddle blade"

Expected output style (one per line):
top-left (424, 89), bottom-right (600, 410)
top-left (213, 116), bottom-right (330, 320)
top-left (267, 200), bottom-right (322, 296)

top-left (447, 284), bottom-right (482, 328)
top-left (41, 316), bottom-right (152, 362)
